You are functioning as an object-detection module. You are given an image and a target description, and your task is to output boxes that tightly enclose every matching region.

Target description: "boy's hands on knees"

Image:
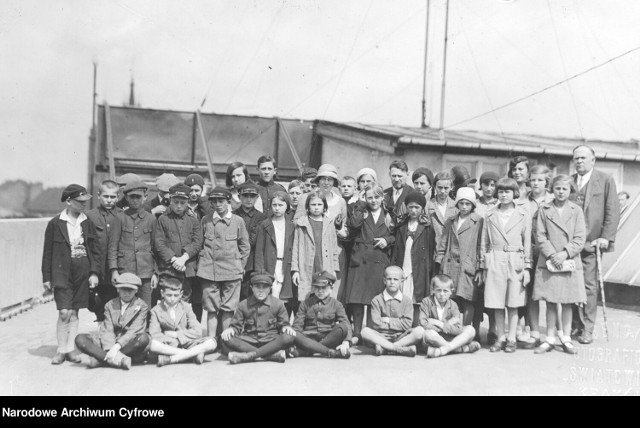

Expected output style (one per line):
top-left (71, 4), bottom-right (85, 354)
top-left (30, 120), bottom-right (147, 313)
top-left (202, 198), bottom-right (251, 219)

top-left (337, 341), bottom-right (350, 356)
top-left (43, 281), bottom-right (51, 292)
top-left (282, 326), bottom-right (296, 337)
top-left (151, 274), bottom-right (159, 289)
top-left (292, 272), bottom-right (300, 286)
top-left (221, 328), bottom-right (235, 342)
top-left (105, 344), bottom-right (122, 364)
top-left (88, 274), bottom-right (99, 289)
top-left (381, 317), bottom-right (390, 324)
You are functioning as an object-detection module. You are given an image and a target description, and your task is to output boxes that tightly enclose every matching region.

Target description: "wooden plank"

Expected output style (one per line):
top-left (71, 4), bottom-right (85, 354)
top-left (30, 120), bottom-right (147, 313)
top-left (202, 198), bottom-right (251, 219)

top-left (104, 103), bottom-right (116, 180)
top-left (196, 110), bottom-right (216, 184)
top-left (277, 118), bottom-right (304, 175)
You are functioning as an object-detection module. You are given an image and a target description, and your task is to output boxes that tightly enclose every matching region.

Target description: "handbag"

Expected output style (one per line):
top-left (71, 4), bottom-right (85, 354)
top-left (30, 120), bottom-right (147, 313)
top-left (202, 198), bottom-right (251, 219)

top-left (546, 259), bottom-right (576, 273)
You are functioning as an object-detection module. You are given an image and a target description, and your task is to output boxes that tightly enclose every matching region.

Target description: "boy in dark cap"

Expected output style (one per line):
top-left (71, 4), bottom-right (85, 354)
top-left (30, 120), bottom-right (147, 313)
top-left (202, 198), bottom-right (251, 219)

top-left (149, 275), bottom-right (217, 367)
top-left (233, 181), bottom-right (268, 299)
top-left (115, 173), bottom-right (142, 210)
top-left (222, 272), bottom-right (296, 364)
top-left (75, 273), bottom-right (150, 370)
top-left (108, 180), bottom-right (158, 308)
top-left (184, 173), bottom-right (211, 220)
top-left (42, 184), bottom-right (101, 364)
top-left (289, 271), bottom-right (351, 359)
top-left (153, 183), bottom-right (203, 318)
top-left (197, 186), bottom-right (250, 341)
top-left (86, 179), bottom-right (122, 322)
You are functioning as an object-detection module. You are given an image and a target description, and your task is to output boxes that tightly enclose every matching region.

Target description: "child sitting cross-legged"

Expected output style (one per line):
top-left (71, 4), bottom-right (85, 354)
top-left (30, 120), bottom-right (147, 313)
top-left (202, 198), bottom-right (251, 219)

top-left (289, 271), bottom-right (352, 359)
top-left (222, 272), bottom-right (295, 364)
top-left (360, 266), bottom-right (425, 357)
top-left (149, 275), bottom-right (217, 367)
top-left (420, 274), bottom-right (481, 358)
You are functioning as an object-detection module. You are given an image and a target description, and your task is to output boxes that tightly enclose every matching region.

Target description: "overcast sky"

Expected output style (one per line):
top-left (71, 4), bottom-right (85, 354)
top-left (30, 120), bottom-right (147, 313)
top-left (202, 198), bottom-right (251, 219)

top-left (2, 0), bottom-right (640, 187)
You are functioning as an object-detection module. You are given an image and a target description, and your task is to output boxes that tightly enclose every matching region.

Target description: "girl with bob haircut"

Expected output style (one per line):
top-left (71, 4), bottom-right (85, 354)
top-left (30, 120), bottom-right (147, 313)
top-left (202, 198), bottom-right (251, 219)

top-left (481, 177), bottom-right (532, 354)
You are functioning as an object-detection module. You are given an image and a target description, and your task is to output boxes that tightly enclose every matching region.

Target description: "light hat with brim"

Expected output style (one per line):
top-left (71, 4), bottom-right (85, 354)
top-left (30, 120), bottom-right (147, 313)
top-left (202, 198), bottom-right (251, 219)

top-left (314, 164), bottom-right (339, 182)
top-left (115, 272), bottom-right (142, 290)
top-left (455, 187), bottom-right (477, 207)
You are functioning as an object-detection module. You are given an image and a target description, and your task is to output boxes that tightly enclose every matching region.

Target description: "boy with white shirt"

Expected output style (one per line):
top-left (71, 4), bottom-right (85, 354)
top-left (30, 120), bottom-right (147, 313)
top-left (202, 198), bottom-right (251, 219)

top-left (360, 266), bottom-right (424, 357)
top-left (42, 184), bottom-right (100, 365)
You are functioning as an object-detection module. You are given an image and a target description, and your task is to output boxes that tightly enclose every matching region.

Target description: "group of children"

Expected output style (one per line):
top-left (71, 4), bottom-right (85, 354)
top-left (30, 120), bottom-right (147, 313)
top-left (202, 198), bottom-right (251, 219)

top-left (42, 154), bottom-right (591, 369)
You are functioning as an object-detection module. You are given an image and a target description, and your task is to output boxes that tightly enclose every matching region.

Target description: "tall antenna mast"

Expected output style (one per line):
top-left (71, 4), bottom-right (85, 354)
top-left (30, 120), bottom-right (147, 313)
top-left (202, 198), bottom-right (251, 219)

top-left (439, 0), bottom-right (451, 135)
top-left (420, 0), bottom-right (431, 128)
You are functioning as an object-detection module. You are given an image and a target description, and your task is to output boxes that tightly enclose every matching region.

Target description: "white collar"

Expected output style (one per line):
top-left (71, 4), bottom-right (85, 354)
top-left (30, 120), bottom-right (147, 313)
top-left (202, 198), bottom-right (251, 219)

top-left (577, 169), bottom-right (594, 184)
top-left (213, 210), bottom-right (233, 220)
top-left (383, 289), bottom-right (403, 302)
top-left (60, 209), bottom-right (87, 225)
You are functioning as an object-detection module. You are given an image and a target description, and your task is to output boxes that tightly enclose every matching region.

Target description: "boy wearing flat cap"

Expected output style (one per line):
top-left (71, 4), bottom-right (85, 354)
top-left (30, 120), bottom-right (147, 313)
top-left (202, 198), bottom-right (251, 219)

top-left (154, 183), bottom-right (203, 316)
top-left (42, 184), bottom-right (101, 365)
top-left (108, 180), bottom-right (158, 308)
top-left (149, 275), bottom-right (216, 367)
top-left (233, 182), bottom-right (268, 300)
top-left (197, 186), bottom-right (250, 341)
top-left (115, 173), bottom-right (142, 210)
top-left (222, 272), bottom-right (295, 364)
top-left (290, 271), bottom-right (351, 359)
top-left (75, 273), bottom-right (150, 370)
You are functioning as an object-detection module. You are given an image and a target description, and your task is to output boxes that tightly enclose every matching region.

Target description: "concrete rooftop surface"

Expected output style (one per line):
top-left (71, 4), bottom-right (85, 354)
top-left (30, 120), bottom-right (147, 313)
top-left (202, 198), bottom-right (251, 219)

top-left (1, 301), bottom-right (639, 396)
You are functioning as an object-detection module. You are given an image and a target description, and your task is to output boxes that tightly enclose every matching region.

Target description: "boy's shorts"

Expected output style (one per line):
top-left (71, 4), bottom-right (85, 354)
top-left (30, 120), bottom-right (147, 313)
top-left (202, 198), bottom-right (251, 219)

top-left (367, 329), bottom-right (406, 345)
top-left (201, 279), bottom-right (241, 313)
top-left (54, 257), bottom-right (90, 310)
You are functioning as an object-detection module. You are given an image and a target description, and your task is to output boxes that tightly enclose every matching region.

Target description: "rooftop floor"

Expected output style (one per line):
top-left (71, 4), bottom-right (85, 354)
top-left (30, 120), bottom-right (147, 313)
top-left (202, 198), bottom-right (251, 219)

top-left (1, 301), bottom-right (639, 396)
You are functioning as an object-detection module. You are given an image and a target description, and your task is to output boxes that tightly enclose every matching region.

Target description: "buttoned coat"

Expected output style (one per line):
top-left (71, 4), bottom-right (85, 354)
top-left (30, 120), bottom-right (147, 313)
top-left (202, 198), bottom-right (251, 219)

top-left (233, 207), bottom-right (268, 272)
top-left (197, 212), bottom-right (250, 282)
top-left (344, 205), bottom-right (395, 305)
top-left (108, 209), bottom-right (157, 279)
top-left (533, 202), bottom-right (587, 304)
top-left (391, 217), bottom-right (436, 303)
top-left (435, 213), bottom-right (483, 301)
top-left (291, 215), bottom-right (340, 302)
top-left (428, 198), bottom-right (459, 249)
top-left (42, 214), bottom-right (101, 287)
top-left (229, 295), bottom-right (290, 343)
top-left (86, 206), bottom-right (122, 280)
top-left (293, 294), bottom-right (352, 341)
top-left (254, 218), bottom-right (295, 300)
top-left (100, 296), bottom-right (149, 350)
top-left (418, 295), bottom-right (464, 337)
top-left (153, 209), bottom-right (203, 278)
top-left (480, 205), bottom-right (532, 308)
top-left (148, 300), bottom-right (203, 346)
top-left (570, 169), bottom-right (620, 253)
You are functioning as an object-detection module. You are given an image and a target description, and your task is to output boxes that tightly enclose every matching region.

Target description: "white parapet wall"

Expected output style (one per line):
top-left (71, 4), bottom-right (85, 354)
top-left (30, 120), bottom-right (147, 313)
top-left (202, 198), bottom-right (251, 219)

top-left (0, 218), bottom-right (50, 315)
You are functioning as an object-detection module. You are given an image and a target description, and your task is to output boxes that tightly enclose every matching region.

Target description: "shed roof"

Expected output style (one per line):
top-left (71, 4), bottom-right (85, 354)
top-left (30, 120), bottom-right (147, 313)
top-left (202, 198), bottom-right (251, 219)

top-left (319, 121), bottom-right (640, 162)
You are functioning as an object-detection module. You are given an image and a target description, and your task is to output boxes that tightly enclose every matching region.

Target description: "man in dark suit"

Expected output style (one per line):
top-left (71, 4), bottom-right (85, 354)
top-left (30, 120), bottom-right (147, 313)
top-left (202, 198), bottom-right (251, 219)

top-left (383, 160), bottom-right (412, 224)
top-left (570, 145), bottom-right (620, 344)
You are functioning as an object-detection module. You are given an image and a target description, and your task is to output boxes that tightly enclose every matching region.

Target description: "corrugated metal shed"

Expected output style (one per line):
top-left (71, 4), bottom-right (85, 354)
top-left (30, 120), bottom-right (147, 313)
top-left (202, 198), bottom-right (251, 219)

top-left (322, 122), bottom-right (640, 162)
top-left (604, 194), bottom-right (640, 286)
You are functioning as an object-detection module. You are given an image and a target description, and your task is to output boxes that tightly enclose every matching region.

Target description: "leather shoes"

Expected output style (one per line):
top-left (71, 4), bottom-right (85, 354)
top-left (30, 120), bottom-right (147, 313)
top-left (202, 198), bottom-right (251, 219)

top-left (577, 334), bottom-right (593, 345)
top-left (504, 340), bottom-right (517, 353)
